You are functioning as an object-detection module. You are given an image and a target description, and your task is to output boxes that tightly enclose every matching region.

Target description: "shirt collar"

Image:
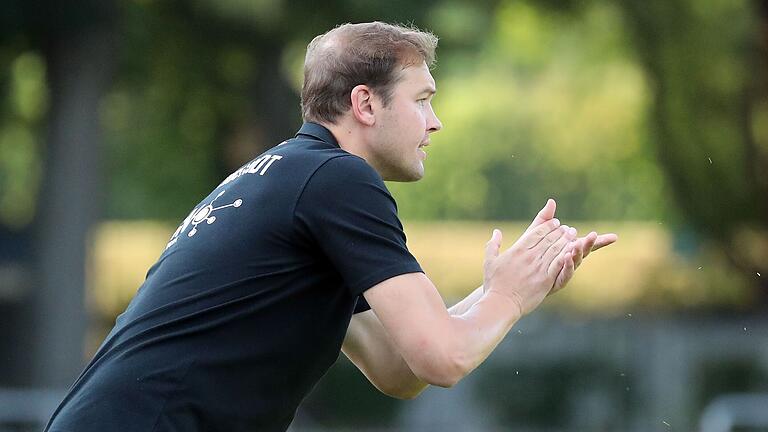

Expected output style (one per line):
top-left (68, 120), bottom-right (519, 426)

top-left (295, 122), bottom-right (339, 147)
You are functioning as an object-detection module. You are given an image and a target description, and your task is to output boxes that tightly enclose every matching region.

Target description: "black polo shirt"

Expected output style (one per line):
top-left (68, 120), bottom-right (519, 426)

top-left (45, 123), bottom-right (423, 432)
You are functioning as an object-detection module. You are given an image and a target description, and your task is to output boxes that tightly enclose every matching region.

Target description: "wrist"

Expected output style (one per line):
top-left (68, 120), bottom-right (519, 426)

top-left (486, 289), bottom-right (524, 321)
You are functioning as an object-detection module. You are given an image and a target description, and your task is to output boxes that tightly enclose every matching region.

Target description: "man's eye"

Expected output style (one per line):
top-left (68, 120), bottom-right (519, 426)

top-left (417, 99), bottom-right (426, 106)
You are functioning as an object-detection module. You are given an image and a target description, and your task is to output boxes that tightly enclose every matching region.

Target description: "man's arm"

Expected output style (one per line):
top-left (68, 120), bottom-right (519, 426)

top-left (342, 284), bottom-right (486, 399)
top-left (343, 309), bottom-right (428, 399)
top-left (447, 286), bottom-right (485, 316)
top-left (361, 214), bottom-right (575, 387)
top-left (342, 200), bottom-right (618, 397)
top-left (343, 230), bottom-right (617, 397)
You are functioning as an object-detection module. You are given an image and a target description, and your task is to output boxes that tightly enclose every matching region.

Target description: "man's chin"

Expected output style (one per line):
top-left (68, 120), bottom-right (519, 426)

top-left (386, 166), bottom-right (424, 182)
top-left (384, 172), bottom-right (424, 183)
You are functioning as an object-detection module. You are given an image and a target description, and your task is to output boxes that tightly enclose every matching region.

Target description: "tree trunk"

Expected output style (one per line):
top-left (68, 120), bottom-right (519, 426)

top-left (29, 8), bottom-right (116, 389)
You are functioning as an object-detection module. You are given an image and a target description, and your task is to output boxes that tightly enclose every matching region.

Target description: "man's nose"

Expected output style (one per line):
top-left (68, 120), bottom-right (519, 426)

top-left (427, 106), bottom-right (442, 133)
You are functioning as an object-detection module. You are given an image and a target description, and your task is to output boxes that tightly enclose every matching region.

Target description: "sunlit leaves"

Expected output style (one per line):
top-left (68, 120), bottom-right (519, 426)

top-left (0, 124), bottom-right (40, 227)
top-left (0, 51), bottom-right (46, 228)
top-left (10, 53), bottom-right (48, 122)
top-left (426, 1), bottom-right (488, 48)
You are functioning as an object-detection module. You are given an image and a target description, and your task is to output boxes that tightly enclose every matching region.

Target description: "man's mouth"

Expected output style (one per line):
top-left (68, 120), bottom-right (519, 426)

top-left (417, 143), bottom-right (428, 159)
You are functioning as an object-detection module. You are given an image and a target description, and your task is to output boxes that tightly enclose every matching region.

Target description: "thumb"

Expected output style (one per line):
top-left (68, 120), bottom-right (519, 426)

top-left (526, 198), bottom-right (557, 233)
top-left (484, 228), bottom-right (503, 261)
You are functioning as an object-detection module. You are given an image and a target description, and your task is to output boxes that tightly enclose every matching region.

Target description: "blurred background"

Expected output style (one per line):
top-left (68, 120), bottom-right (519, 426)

top-left (1, 0), bottom-right (767, 430)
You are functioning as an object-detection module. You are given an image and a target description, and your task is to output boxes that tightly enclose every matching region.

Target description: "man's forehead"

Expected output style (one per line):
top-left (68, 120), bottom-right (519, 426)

top-left (399, 63), bottom-right (437, 92)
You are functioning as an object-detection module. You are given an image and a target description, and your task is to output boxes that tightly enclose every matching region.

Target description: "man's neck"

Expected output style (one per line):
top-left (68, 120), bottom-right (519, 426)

top-left (319, 120), bottom-right (369, 161)
top-left (318, 118), bottom-right (394, 182)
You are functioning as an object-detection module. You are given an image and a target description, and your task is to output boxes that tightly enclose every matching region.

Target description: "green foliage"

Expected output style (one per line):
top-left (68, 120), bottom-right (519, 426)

top-left (0, 0), bottom-right (764, 247)
top-left (98, 0), bottom-right (477, 220)
top-left (0, 51), bottom-right (46, 228)
top-left (102, 0), bottom-right (259, 219)
top-left (390, 0), bottom-right (667, 221)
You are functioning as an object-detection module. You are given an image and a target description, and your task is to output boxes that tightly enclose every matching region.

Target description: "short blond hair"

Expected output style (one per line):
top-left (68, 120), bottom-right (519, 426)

top-left (301, 22), bottom-right (438, 124)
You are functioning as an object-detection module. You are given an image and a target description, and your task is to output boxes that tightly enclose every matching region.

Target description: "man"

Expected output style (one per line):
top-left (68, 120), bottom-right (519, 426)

top-left (45, 22), bottom-right (616, 431)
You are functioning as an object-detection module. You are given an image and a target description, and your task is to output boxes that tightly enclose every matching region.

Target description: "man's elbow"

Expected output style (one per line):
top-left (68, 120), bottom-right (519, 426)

top-left (371, 375), bottom-right (428, 400)
top-left (417, 369), bottom-right (462, 389)
top-left (411, 350), bottom-right (470, 389)
top-left (380, 384), bottom-right (426, 400)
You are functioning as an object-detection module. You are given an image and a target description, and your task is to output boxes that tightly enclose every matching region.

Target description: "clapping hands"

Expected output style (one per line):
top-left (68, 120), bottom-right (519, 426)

top-left (524, 199), bottom-right (618, 294)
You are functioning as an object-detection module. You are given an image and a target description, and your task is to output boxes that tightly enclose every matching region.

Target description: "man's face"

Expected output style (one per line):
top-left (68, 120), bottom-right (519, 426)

top-left (369, 62), bottom-right (442, 182)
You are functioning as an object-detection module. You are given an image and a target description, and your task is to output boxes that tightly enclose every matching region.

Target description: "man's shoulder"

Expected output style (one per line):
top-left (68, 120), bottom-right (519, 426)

top-left (272, 135), bottom-right (354, 169)
top-left (265, 122), bottom-right (380, 183)
top-left (267, 134), bottom-right (378, 183)
top-left (297, 153), bottom-right (394, 214)
top-left (308, 153), bottom-right (384, 189)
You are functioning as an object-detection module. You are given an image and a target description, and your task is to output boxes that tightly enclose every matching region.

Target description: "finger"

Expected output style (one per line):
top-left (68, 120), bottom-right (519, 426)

top-left (521, 218), bottom-right (561, 249)
top-left (579, 232), bottom-right (598, 260)
top-left (591, 233), bottom-right (618, 252)
top-left (527, 222), bottom-right (566, 251)
top-left (524, 198), bottom-right (557, 234)
top-left (547, 244), bottom-right (570, 280)
top-left (484, 229), bottom-right (503, 261)
top-left (541, 226), bottom-right (576, 267)
top-left (572, 239), bottom-right (585, 269)
top-left (552, 251), bottom-right (576, 294)
top-left (545, 229), bottom-right (576, 275)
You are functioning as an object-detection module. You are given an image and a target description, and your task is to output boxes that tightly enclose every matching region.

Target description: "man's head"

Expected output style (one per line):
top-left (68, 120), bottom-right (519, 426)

top-left (301, 22), bottom-right (443, 182)
top-left (301, 22), bottom-right (437, 124)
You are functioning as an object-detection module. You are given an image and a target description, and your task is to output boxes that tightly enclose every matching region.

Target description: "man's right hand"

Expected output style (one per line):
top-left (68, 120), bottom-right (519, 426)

top-left (483, 200), bottom-right (577, 316)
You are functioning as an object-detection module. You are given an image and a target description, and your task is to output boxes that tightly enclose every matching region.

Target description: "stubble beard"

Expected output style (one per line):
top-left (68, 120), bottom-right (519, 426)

top-left (380, 148), bottom-right (424, 182)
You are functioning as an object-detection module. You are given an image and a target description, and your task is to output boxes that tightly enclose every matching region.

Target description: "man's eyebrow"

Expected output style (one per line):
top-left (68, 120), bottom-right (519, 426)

top-left (419, 86), bottom-right (437, 95)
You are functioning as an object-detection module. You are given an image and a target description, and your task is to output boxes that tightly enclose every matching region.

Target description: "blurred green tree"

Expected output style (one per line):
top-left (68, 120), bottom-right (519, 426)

top-left (102, 0), bottom-right (500, 219)
top-left (1, 0), bottom-right (767, 391)
top-left (615, 0), bottom-right (767, 293)
top-left (390, 0), bottom-right (668, 222)
top-left (0, 0), bottom-right (503, 389)
top-left (0, 0), bottom-right (117, 388)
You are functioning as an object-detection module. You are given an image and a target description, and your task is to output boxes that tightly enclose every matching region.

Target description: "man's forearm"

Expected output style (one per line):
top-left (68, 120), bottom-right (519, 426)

top-left (362, 272), bottom-right (525, 389)
top-left (439, 290), bottom-right (523, 384)
top-left (347, 285), bottom-right (492, 398)
top-left (447, 286), bottom-right (484, 316)
top-left (385, 285), bottom-right (508, 392)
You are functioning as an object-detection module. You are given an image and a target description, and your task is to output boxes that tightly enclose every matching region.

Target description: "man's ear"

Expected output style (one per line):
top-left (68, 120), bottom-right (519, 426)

top-left (350, 85), bottom-right (376, 126)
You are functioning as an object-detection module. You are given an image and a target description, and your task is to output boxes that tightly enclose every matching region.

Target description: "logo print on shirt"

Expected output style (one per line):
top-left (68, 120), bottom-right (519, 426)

top-left (188, 190), bottom-right (242, 237)
top-left (166, 190), bottom-right (242, 249)
top-left (219, 154), bottom-right (283, 187)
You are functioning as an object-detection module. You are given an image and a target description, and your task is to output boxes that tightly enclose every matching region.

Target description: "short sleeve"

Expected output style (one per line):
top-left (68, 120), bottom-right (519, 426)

top-left (294, 156), bottom-right (423, 303)
top-left (353, 295), bottom-right (371, 314)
